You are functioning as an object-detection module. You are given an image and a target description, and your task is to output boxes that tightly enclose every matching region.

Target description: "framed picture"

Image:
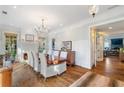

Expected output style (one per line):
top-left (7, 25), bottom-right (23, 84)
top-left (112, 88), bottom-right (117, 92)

top-left (25, 34), bottom-right (34, 41)
top-left (62, 41), bottom-right (72, 51)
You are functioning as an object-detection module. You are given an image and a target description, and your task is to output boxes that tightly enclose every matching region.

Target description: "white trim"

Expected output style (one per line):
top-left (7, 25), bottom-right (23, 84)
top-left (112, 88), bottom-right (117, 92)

top-left (92, 17), bottom-right (124, 27)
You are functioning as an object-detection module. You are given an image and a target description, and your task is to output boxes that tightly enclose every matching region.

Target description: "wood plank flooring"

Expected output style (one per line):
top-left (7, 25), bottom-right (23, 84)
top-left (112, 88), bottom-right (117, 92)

top-left (70, 71), bottom-right (124, 87)
top-left (12, 56), bottom-right (124, 87)
top-left (91, 56), bottom-right (124, 82)
top-left (12, 64), bottom-right (88, 87)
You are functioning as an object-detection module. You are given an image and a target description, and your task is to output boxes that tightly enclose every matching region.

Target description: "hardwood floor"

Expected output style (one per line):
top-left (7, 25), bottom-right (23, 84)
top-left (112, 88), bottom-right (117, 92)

top-left (91, 56), bottom-right (124, 82)
top-left (12, 63), bottom-right (88, 87)
top-left (12, 56), bottom-right (124, 87)
top-left (70, 71), bottom-right (124, 87)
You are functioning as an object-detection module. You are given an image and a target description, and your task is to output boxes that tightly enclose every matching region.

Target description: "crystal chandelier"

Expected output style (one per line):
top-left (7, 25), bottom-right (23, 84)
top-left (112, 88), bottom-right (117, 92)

top-left (34, 18), bottom-right (48, 34)
top-left (89, 5), bottom-right (99, 18)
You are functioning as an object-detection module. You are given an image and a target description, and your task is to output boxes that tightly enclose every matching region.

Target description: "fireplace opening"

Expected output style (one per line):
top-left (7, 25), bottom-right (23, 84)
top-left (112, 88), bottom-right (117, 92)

top-left (23, 53), bottom-right (28, 60)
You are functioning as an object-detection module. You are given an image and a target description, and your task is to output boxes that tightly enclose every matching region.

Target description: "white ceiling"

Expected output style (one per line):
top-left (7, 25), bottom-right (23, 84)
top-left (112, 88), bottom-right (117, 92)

top-left (0, 5), bottom-right (118, 32)
top-left (96, 20), bottom-right (124, 35)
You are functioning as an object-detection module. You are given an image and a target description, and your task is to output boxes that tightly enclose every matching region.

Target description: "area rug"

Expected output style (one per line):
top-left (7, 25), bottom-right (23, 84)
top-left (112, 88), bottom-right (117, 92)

top-left (70, 71), bottom-right (124, 87)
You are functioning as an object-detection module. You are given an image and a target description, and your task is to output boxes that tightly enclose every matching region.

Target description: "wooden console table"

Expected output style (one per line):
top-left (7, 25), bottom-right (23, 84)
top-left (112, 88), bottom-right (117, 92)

top-left (67, 51), bottom-right (75, 66)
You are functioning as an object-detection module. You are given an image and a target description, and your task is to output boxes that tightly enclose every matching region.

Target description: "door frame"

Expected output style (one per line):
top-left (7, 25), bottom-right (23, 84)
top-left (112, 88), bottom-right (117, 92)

top-left (89, 17), bottom-right (124, 69)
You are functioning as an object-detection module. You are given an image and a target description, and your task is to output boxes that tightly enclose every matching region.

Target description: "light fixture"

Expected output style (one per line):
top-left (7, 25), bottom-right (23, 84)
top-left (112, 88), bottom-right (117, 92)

top-left (108, 26), bottom-right (112, 30)
top-left (34, 18), bottom-right (49, 54)
top-left (34, 18), bottom-right (48, 33)
top-left (89, 5), bottom-right (99, 18)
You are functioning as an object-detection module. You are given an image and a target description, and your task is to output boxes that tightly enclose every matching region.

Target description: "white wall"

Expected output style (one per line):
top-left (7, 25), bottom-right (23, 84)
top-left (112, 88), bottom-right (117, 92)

top-left (48, 24), bottom-right (91, 69)
top-left (18, 41), bottom-right (38, 62)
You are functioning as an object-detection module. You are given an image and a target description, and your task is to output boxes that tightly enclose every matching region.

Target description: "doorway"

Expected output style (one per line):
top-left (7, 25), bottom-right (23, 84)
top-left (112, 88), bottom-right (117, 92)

top-left (90, 19), bottom-right (124, 68)
top-left (5, 33), bottom-right (17, 60)
top-left (90, 19), bottom-right (124, 81)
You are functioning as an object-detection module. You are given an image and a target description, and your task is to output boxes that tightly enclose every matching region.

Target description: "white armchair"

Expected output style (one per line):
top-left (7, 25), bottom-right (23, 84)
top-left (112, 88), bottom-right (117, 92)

top-left (57, 51), bottom-right (67, 74)
top-left (52, 50), bottom-right (60, 60)
top-left (39, 53), bottom-right (67, 79)
top-left (28, 51), bottom-right (40, 73)
top-left (29, 51), bottom-right (34, 67)
top-left (55, 61), bottom-right (66, 75)
top-left (39, 53), bottom-right (57, 79)
top-left (32, 51), bottom-right (40, 72)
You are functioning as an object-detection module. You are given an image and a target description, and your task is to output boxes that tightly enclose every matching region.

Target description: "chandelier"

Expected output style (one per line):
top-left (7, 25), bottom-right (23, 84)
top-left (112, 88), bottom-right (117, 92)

top-left (34, 18), bottom-right (48, 34)
top-left (89, 5), bottom-right (99, 18)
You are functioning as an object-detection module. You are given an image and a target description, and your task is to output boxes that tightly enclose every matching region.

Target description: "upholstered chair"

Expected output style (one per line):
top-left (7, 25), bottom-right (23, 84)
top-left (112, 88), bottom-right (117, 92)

top-left (39, 53), bottom-right (58, 80)
top-left (39, 53), bottom-right (67, 80)
top-left (59, 51), bottom-right (68, 61)
top-left (52, 50), bottom-right (60, 60)
top-left (57, 51), bottom-right (67, 74)
top-left (32, 51), bottom-right (40, 72)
